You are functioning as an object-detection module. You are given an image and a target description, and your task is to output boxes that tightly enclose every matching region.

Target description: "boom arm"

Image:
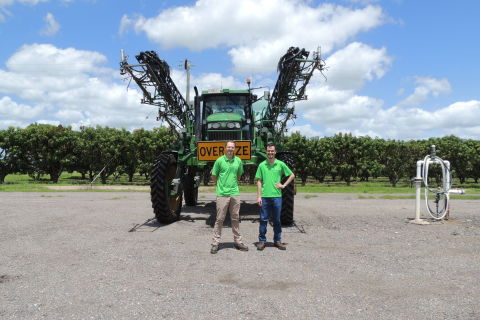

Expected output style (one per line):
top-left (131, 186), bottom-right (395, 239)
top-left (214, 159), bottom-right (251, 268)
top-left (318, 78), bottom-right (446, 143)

top-left (267, 47), bottom-right (325, 135)
top-left (120, 50), bottom-right (192, 135)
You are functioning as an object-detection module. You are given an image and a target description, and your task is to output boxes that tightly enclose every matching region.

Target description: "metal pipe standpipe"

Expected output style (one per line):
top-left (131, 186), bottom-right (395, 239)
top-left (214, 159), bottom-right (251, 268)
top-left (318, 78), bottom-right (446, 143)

top-left (412, 145), bottom-right (465, 224)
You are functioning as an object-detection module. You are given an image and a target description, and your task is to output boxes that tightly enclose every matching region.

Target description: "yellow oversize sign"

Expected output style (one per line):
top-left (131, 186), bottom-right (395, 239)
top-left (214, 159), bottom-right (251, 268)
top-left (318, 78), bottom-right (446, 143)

top-left (197, 141), bottom-right (251, 161)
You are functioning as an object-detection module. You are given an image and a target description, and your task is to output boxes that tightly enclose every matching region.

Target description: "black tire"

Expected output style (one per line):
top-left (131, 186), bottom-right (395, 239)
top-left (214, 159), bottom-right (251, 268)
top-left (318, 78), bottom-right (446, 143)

top-left (184, 171), bottom-right (198, 206)
top-left (277, 152), bottom-right (295, 225)
top-left (203, 168), bottom-right (211, 186)
top-left (150, 153), bottom-right (183, 224)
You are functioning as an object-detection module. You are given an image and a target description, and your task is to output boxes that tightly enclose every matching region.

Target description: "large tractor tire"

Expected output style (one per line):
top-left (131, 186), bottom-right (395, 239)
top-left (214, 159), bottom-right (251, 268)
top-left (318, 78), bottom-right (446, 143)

top-left (278, 152), bottom-right (295, 225)
top-left (150, 153), bottom-right (183, 224)
top-left (183, 171), bottom-right (198, 206)
top-left (203, 168), bottom-right (211, 186)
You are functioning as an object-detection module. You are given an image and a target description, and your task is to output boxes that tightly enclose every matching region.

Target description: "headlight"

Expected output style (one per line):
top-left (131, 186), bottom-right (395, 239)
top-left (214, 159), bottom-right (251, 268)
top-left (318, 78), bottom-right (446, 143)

top-left (212, 122), bottom-right (220, 129)
top-left (235, 122), bottom-right (241, 129)
top-left (221, 122), bottom-right (227, 128)
top-left (207, 123), bottom-right (212, 129)
top-left (227, 122), bottom-right (235, 128)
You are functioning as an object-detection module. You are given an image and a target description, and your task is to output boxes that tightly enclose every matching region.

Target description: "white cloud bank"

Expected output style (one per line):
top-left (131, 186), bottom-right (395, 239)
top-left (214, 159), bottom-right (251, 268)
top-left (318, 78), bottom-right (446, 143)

top-left (121, 0), bottom-right (385, 74)
top-left (1, 1), bottom-right (479, 140)
top-left (289, 42), bottom-right (480, 139)
top-left (0, 43), bottom-right (243, 130)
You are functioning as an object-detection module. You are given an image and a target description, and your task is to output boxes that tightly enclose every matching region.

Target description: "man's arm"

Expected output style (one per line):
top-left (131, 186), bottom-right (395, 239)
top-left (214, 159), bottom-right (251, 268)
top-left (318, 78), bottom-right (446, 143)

top-left (211, 159), bottom-right (220, 185)
top-left (237, 159), bottom-right (244, 181)
top-left (257, 179), bottom-right (263, 207)
top-left (275, 173), bottom-right (295, 189)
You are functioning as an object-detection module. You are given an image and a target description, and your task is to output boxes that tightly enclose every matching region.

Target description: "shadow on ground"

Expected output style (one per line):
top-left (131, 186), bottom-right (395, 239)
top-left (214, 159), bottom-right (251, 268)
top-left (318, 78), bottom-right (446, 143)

top-left (129, 200), bottom-right (304, 232)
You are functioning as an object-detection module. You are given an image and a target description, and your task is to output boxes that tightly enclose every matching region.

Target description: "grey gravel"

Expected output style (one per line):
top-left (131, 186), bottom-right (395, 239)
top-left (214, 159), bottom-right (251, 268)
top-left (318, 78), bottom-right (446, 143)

top-left (1, 192), bottom-right (479, 319)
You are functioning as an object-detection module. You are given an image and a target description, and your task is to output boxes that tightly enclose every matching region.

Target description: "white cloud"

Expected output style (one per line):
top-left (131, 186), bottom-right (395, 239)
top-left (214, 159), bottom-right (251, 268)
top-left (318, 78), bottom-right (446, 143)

top-left (0, 0), bottom-right (48, 21)
top-left (294, 83), bottom-right (480, 139)
top-left (0, 96), bottom-right (44, 120)
top-left (297, 87), bottom-right (383, 134)
top-left (0, 43), bottom-right (247, 131)
top-left (6, 43), bottom-right (107, 76)
top-left (324, 42), bottom-right (392, 90)
top-left (288, 124), bottom-right (324, 137)
top-left (40, 12), bottom-right (60, 36)
top-left (0, 44), bottom-right (155, 130)
top-left (398, 76), bottom-right (451, 107)
top-left (0, 0), bottom-right (46, 5)
top-left (347, 0), bottom-right (380, 4)
top-left (169, 68), bottom-right (245, 102)
top-left (122, 0), bottom-right (385, 74)
top-left (36, 119), bottom-right (60, 126)
top-left (118, 14), bottom-right (132, 35)
top-left (371, 100), bottom-right (480, 139)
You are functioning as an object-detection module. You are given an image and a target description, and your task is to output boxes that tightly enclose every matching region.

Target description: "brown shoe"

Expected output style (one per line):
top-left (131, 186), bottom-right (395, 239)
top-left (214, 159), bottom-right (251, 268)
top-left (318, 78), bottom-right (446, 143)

top-left (274, 242), bottom-right (286, 250)
top-left (257, 242), bottom-right (266, 251)
top-left (234, 243), bottom-right (249, 251)
top-left (210, 244), bottom-right (219, 254)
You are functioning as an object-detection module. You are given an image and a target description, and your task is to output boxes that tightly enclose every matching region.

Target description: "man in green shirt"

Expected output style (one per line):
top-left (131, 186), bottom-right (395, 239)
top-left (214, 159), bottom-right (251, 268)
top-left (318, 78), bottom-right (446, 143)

top-left (255, 144), bottom-right (295, 251)
top-left (210, 140), bottom-right (249, 254)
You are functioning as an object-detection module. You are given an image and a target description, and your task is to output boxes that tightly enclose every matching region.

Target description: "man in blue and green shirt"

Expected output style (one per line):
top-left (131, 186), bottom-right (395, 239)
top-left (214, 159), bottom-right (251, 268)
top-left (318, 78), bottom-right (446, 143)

top-left (255, 144), bottom-right (295, 251)
top-left (210, 141), bottom-right (249, 254)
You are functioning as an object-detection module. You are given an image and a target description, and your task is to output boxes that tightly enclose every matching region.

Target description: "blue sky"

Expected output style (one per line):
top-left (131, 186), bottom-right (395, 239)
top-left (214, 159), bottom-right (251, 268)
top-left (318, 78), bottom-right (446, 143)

top-left (1, 0), bottom-right (479, 140)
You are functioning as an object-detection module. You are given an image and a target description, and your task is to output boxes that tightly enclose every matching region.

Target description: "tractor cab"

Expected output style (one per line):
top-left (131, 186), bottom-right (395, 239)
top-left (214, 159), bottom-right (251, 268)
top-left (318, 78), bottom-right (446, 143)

top-left (200, 89), bottom-right (253, 141)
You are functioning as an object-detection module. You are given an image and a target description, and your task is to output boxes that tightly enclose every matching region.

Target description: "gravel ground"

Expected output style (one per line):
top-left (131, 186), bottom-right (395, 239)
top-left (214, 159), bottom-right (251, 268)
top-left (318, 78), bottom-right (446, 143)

top-left (1, 192), bottom-right (479, 319)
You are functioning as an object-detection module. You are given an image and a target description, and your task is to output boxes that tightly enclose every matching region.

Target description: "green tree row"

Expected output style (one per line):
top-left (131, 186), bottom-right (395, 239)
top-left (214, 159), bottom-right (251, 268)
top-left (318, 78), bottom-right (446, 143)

top-left (2, 124), bottom-right (480, 186)
top-left (285, 132), bottom-right (480, 186)
top-left (0, 124), bottom-right (173, 184)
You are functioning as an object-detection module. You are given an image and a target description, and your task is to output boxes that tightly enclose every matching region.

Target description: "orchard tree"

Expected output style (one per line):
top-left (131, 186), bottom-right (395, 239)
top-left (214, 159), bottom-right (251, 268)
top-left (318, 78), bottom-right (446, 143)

top-left (331, 133), bottom-right (357, 186)
top-left (467, 139), bottom-right (480, 183)
top-left (75, 126), bottom-right (125, 184)
top-left (285, 132), bottom-right (311, 186)
top-left (22, 124), bottom-right (75, 183)
top-left (0, 127), bottom-right (23, 183)
top-left (116, 129), bottom-right (137, 182)
top-left (310, 137), bottom-right (333, 183)
top-left (436, 136), bottom-right (471, 184)
top-left (380, 140), bottom-right (410, 187)
top-left (356, 136), bottom-right (384, 182)
top-left (135, 127), bottom-right (174, 179)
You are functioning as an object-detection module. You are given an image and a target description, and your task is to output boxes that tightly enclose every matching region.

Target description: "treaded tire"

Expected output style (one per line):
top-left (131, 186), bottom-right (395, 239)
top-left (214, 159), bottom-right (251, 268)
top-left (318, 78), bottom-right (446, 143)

top-left (277, 152), bottom-right (295, 225)
top-left (150, 153), bottom-right (183, 224)
top-left (203, 168), bottom-right (211, 186)
top-left (184, 171), bottom-right (198, 206)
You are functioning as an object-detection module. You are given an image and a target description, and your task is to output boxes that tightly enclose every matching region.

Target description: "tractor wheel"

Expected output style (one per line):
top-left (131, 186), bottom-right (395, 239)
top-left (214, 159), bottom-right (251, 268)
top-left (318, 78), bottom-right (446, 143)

top-left (184, 171), bottom-right (198, 206)
top-left (150, 153), bottom-right (183, 224)
top-left (278, 152), bottom-right (295, 225)
top-left (203, 169), bottom-right (211, 186)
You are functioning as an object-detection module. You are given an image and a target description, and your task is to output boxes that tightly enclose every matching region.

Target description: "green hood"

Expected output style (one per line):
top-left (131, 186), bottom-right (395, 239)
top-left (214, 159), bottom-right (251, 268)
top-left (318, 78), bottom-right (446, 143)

top-left (207, 113), bottom-right (242, 122)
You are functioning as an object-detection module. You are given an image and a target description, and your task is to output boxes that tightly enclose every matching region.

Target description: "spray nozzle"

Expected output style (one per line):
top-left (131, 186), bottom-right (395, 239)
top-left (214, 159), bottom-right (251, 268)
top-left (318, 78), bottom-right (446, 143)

top-left (430, 145), bottom-right (436, 157)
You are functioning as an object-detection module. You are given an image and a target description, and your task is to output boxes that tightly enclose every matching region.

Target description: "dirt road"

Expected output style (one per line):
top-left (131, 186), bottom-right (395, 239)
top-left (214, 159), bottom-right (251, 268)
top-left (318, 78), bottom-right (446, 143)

top-left (1, 192), bottom-right (479, 319)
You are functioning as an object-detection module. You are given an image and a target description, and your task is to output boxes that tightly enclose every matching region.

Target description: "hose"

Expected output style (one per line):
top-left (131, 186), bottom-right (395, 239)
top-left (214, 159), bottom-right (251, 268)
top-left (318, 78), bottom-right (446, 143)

top-left (421, 148), bottom-right (451, 220)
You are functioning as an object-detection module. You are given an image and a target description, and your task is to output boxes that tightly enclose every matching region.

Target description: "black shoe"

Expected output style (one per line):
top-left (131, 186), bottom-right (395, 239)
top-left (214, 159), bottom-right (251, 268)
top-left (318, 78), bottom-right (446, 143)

top-left (257, 242), bottom-right (266, 251)
top-left (274, 242), bottom-right (286, 250)
top-left (210, 244), bottom-right (219, 254)
top-left (234, 243), bottom-right (249, 251)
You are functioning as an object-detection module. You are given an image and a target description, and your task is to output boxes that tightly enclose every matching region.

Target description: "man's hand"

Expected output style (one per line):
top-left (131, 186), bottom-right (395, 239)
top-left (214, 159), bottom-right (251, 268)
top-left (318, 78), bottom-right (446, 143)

top-left (275, 182), bottom-right (284, 189)
top-left (257, 196), bottom-right (262, 207)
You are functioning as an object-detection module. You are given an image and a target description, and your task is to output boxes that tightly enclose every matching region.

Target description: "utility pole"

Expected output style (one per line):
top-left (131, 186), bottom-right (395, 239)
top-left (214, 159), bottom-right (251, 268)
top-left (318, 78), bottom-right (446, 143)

top-left (184, 59), bottom-right (191, 106)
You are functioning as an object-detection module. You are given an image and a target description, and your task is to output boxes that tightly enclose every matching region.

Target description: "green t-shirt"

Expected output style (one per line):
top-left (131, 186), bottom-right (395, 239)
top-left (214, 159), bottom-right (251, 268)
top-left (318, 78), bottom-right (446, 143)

top-left (255, 159), bottom-right (293, 198)
top-left (212, 155), bottom-right (244, 196)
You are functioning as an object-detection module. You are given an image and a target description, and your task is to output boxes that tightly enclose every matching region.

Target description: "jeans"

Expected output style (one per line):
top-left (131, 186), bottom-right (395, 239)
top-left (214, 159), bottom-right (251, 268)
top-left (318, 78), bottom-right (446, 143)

top-left (259, 197), bottom-right (282, 243)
